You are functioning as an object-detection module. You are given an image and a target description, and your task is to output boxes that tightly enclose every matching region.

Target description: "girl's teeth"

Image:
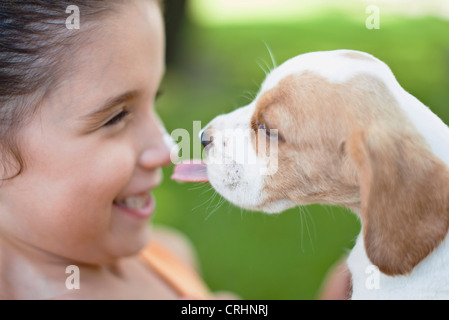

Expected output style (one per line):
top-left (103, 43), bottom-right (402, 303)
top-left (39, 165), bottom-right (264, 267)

top-left (117, 196), bottom-right (148, 209)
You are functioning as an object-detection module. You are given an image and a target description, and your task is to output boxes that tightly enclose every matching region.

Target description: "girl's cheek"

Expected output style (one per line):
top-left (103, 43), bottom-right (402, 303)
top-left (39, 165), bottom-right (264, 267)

top-left (86, 146), bottom-right (136, 198)
top-left (53, 149), bottom-right (135, 236)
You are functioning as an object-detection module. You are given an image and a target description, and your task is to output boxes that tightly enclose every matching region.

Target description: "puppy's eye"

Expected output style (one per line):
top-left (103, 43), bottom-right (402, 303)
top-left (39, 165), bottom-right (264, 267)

top-left (259, 122), bottom-right (269, 134)
top-left (258, 122), bottom-right (285, 142)
top-left (258, 123), bottom-right (277, 138)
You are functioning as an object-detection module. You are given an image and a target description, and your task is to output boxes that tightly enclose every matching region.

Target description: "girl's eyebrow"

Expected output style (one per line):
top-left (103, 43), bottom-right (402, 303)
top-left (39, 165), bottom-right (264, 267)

top-left (82, 90), bottom-right (139, 121)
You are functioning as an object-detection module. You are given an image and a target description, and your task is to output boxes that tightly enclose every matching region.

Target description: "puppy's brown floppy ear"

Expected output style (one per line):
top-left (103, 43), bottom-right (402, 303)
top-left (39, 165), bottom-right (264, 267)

top-left (347, 127), bottom-right (449, 276)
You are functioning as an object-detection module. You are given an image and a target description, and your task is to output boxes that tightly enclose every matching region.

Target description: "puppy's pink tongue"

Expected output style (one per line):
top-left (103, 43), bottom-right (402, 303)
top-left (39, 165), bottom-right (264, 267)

top-left (171, 160), bottom-right (209, 183)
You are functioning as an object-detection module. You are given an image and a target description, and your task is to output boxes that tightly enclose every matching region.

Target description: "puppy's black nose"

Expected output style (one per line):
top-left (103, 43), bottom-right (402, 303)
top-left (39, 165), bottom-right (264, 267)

top-left (201, 130), bottom-right (213, 148)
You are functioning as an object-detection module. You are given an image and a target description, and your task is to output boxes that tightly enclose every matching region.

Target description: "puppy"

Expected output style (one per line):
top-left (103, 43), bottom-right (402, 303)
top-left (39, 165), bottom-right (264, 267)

top-left (173, 50), bottom-right (449, 299)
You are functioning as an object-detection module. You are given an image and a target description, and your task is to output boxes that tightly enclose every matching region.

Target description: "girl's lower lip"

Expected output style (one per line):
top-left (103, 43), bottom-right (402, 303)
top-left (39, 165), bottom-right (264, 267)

top-left (113, 194), bottom-right (155, 220)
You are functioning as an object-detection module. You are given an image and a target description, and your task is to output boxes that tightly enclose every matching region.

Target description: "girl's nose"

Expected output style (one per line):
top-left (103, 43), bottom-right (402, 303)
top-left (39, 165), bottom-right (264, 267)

top-left (139, 136), bottom-right (173, 169)
top-left (139, 117), bottom-right (174, 169)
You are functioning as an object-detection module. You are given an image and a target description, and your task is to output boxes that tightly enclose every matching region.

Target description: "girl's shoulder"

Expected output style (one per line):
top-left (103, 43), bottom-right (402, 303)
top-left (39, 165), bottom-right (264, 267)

top-left (150, 225), bottom-right (200, 271)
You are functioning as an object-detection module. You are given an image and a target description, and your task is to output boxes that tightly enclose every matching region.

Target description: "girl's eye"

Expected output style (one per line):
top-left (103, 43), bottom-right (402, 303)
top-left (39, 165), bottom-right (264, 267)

top-left (104, 109), bottom-right (131, 127)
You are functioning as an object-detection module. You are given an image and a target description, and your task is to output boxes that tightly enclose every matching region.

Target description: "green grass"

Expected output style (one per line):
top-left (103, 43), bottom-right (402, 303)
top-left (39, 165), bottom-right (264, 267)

top-left (153, 12), bottom-right (449, 299)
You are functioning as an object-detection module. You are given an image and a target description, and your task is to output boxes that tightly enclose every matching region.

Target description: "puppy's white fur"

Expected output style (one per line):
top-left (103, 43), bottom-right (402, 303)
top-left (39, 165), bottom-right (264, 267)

top-left (203, 50), bottom-right (449, 299)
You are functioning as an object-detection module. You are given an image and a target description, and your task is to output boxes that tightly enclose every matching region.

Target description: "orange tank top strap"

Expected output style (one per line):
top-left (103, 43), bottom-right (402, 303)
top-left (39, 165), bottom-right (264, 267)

top-left (139, 239), bottom-right (212, 300)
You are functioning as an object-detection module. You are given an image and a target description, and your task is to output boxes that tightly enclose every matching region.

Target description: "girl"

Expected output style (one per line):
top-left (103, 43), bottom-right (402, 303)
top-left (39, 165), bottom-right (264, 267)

top-left (0, 0), bottom-right (219, 299)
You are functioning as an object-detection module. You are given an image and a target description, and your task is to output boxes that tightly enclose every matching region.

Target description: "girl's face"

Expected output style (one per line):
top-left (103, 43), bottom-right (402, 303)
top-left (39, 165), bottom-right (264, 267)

top-left (0, 1), bottom-right (170, 263)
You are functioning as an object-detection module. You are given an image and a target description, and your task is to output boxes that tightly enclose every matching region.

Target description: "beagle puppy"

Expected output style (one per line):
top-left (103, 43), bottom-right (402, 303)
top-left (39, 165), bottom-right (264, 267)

top-left (173, 50), bottom-right (449, 299)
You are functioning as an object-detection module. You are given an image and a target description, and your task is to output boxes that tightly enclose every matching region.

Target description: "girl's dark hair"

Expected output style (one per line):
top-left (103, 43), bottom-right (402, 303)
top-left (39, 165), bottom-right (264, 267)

top-left (0, 0), bottom-right (160, 179)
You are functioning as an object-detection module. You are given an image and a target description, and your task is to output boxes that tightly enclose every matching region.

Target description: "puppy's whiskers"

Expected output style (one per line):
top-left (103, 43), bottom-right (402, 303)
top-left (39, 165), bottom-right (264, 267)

top-left (263, 41), bottom-right (277, 70)
top-left (298, 206), bottom-right (316, 253)
top-left (255, 42), bottom-right (277, 78)
top-left (191, 184), bottom-right (215, 211)
top-left (204, 192), bottom-right (227, 221)
top-left (256, 59), bottom-right (271, 77)
top-left (240, 90), bottom-right (257, 104)
top-left (188, 183), bottom-right (210, 192)
top-left (190, 185), bottom-right (227, 221)
top-left (321, 204), bottom-right (336, 221)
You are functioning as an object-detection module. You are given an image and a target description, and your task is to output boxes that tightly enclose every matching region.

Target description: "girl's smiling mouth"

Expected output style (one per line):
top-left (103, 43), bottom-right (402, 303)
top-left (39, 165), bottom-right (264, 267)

top-left (113, 192), bottom-right (155, 219)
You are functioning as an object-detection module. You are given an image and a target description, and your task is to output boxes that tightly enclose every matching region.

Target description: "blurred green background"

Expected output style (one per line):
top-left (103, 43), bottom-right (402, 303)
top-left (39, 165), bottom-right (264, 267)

top-left (153, 0), bottom-right (449, 299)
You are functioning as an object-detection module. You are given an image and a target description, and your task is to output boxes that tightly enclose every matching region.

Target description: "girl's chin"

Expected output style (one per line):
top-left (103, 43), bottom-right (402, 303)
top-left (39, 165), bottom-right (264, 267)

top-left (105, 228), bottom-right (152, 262)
